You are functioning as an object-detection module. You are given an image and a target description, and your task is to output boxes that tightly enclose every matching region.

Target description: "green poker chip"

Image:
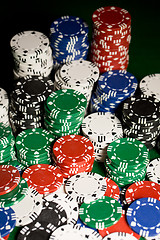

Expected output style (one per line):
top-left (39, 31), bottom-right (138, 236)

top-left (0, 178), bottom-right (28, 207)
top-left (15, 128), bottom-right (55, 157)
top-left (79, 196), bottom-right (122, 229)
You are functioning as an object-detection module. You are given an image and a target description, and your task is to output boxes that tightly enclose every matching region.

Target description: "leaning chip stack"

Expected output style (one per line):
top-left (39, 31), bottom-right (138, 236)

top-left (10, 30), bottom-right (53, 78)
top-left (9, 75), bottom-right (54, 136)
top-left (0, 88), bottom-right (10, 126)
top-left (90, 6), bottom-right (131, 73)
top-left (105, 138), bottom-right (150, 187)
top-left (81, 112), bottom-right (123, 162)
top-left (122, 94), bottom-right (160, 149)
top-left (50, 16), bottom-right (89, 67)
top-left (44, 89), bottom-right (87, 138)
top-left (15, 128), bottom-right (55, 167)
top-left (54, 60), bottom-right (99, 111)
top-left (90, 70), bottom-right (138, 114)
top-left (52, 135), bottom-right (95, 178)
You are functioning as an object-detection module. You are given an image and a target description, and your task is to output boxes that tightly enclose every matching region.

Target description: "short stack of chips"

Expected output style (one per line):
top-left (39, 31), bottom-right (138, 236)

top-left (0, 123), bottom-right (17, 165)
top-left (122, 94), bottom-right (160, 149)
top-left (0, 88), bottom-right (10, 126)
top-left (54, 60), bottom-right (99, 110)
top-left (44, 89), bottom-right (87, 138)
top-left (50, 16), bottom-right (89, 67)
top-left (81, 112), bottom-right (123, 162)
top-left (105, 138), bottom-right (150, 187)
top-left (10, 30), bottom-right (53, 78)
top-left (15, 128), bottom-right (55, 167)
top-left (90, 70), bottom-right (138, 114)
top-left (90, 6), bottom-right (131, 73)
top-left (9, 75), bottom-right (54, 136)
top-left (52, 134), bottom-right (95, 178)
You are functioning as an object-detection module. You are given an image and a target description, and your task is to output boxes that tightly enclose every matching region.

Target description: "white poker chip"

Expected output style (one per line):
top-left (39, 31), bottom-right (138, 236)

top-left (81, 112), bottom-right (123, 144)
top-left (0, 88), bottom-right (9, 108)
top-left (12, 187), bottom-right (43, 226)
top-left (103, 232), bottom-right (138, 240)
top-left (147, 158), bottom-right (160, 184)
top-left (64, 172), bottom-right (107, 204)
top-left (49, 224), bottom-right (102, 240)
top-left (139, 74), bottom-right (160, 100)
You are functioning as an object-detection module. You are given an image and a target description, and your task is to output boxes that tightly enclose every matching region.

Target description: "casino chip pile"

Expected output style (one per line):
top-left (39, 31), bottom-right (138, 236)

top-left (81, 112), bottom-right (123, 162)
top-left (104, 138), bottom-right (150, 187)
top-left (50, 16), bottom-right (89, 67)
top-left (54, 60), bottom-right (99, 110)
top-left (44, 89), bottom-right (87, 138)
top-left (15, 128), bottom-right (55, 167)
top-left (52, 135), bottom-right (95, 178)
top-left (90, 6), bottom-right (131, 73)
top-left (121, 94), bottom-right (160, 149)
top-left (9, 75), bottom-right (54, 136)
top-left (10, 30), bottom-right (53, 78)
top-left (90, 70), bottom-right (138, 114)
top-left (0, 88), bottom-right (9, 126)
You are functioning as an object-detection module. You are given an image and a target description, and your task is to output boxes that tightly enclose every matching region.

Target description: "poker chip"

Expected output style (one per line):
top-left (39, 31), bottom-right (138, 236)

top-left (90, 6), bottom-right (131, 73)
top-left (10, 30), bottom-right (53, 78)
top-left (104, 178), bottom-right (120, 201)
top-left (121, 94), bottom-right (160, 150)
top-left (52, 134), bottom-right (95, 178)
top-left (126, 197), bottom-right (160, 237)
top-left (15, 128), bottom-right (55, 166)
top-left (125, 181), bottom-right (160, 204)
top-left (44, 89), bottom-right (87, 138)
top-left (64, 172), bottom-right (107, 204)
top-left (0, 207), bottom-right (16, 238)
top-left (79, 196), bottom-right (122, 229)
top-left (90, 70), bottom-right (138, 114)
top-left (22, 164), bottom-right (63, 194)
top-left (50, 16), bottom-right (89, 66)
top-left (0, 88), bottom-right (9, 126)
top-left (0, 177), bottom-right (28, 207)
top-left (9, 76), bottom-right (54, 136)
top-left (103, 232), bottom-right (138, 240)
top-left (81, 112), bottom-right (123, 162)
top-left (49, 224), bottom-right (102, 240)
top-left (12, 187), bottom-right (43, 226)
top-left (146, 158), bottom-right (160, 183)
top-left (105, 138), bottom-right (150, 187)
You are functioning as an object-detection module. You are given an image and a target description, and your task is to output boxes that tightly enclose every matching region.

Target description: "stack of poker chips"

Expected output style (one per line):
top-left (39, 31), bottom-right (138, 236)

top-left (10, 30), bottom-right (53, 78)
top-left (52, 135), bottom-right (95, 178)
top-left (0, 123), bottom-right (17, 165)
top-left (44, 89), bottom-right (87, 138)
top-left (90, 6), bottom-right (131, 73)
top-left (54, 60), bottom-right (100, 110)
top-left (0, 88), bottom-right (10, 126)
top-left (15, 128), bottom-right (55, 167)
top-left (50, 16), bottom-right (89, 67)
top-left (9, 75), bottom-right (54, 136)
top-left (81, 112), bottom-right (123, 162)
top-left (104, 138), bottom-right (150, 187)
top-left (90, 70), bottom-right (138, 114)
top-left (121, 94), bottom-right (160, 149)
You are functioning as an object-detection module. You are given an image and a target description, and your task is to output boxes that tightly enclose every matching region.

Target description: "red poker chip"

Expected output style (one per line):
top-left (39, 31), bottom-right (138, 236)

top-left (22, 164), bottom-right (63, 194)
top-left (125, 180), bottom-right (160, 204)
top-left (104, 178), bottom-right (120, 201)
top-left (92, 6), bottom-right (131, 31)
top-left (0, 165), bottom-right (20, 195)
top-left (98, 210), bottom-right (141, 239)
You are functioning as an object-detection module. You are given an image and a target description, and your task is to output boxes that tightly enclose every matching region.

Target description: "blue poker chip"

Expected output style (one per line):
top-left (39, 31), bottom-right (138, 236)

top-left (0, 207), bottom-right (16, 238)
top-left (126, 197), bottom-right (160, 237)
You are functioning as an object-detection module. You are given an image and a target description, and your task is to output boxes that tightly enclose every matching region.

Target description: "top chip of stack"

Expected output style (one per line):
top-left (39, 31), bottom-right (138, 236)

top-left (10, 30), bottom-right (53, 78)
top-left (50, 16), bottom-right (89, 67)
top-left (90, 6), bottom-right (131, 73)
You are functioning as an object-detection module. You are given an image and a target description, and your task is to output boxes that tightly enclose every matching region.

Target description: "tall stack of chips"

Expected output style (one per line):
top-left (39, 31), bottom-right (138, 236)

top-left (10, 30), bottom-right (53, 78)
top-left (90, 6), bottom-right (131, 73)
top-left (50, 16), bottom-right (89, 68)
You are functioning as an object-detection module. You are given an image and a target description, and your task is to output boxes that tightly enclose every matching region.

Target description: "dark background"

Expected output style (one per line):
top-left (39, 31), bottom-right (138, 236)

top-left (1, 0), bottom-right (160, 94)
